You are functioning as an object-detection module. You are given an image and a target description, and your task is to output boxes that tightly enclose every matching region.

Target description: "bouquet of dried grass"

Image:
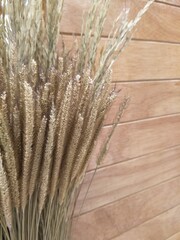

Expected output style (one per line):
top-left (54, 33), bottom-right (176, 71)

top-left (0, 0), bottom-right (154, 239)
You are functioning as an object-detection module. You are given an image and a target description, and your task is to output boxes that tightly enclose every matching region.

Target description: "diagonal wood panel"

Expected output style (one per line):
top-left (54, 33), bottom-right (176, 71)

top-left (167, 232), bottom-right (180, 240)
top-left (71, 176), bottom-right (180, 240)
top-left (59, 36), bottom-right (180, 81)
top-left (88, 114), bottom-right (180, 170)
top-left (112, 41), bottom-right (180, 81)
top-left (75, 146), bottom-right (180, 214)
top-left (105, 80), bottom-right (180, 124)
top-left (69, 1), bottom-right (180, 239)
top-left (157, 0), bottom-right (180, 6)
top-left (112, 204), bottom-right (180, 240)
top-left (61, 1), bottom-right (180, 43)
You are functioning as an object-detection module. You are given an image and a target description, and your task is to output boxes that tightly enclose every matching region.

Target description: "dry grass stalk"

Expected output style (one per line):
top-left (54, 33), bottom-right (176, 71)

top-left (0, 152), bottom-right (12, 229)
top-left (0, 0), bottom-right (154, 239)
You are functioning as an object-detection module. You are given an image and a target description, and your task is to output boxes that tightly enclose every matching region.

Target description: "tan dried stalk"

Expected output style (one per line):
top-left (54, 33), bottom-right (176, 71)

top-left (38, 105), bottom-right (56, 213)
top-left (29, 116), bottom-right (47, 197)
top-left (21, 81), bottom-right (34, 210)
top-left (50, 81), bottom-right (73, 200)
top-left (0, 96), bottom-right (19, 209)
top-left (0, 153), bottom-right (12, 228)
top-left (0, 0), bottom-right (154, 239)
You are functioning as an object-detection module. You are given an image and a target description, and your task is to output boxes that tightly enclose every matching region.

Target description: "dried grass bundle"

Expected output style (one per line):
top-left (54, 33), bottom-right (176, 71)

top-left (0, 0), bottom-right (154, 239)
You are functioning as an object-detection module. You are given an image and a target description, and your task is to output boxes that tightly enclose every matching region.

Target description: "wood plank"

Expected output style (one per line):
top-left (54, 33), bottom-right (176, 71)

top-left (71, 176), bottom-right (180, 240)
top-left (112, 205), bottom-right (180, 240)
top-left (61, 1), bottom-right (180, 43)
top-left (112, 41), bottom-right (180, 81)
top-left (167, 232), bottom-right (180, 240)
top-left (105, 80), bottom-right (180, 124)
top-left (61, 0), bottom-right (137, 35)
top-left (133, 1), bottom-right (180, 42)
top-left (59, 36), bottom-right (180, 81)
top-left (157, 0), bottom-right (180, 6)
top-left (75, 146), bottom-right (180, 214)
top-left (88, 114), bottom-right (180, 170)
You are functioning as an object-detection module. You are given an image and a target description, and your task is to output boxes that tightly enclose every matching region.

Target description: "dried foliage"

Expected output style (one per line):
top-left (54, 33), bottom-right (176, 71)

top-left (0, 0), bottom-right (154, 239)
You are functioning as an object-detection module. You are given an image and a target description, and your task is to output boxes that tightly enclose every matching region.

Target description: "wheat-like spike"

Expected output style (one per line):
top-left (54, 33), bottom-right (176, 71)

top-left (70, 102), bottom-right (99, 182)
top-left (35, 94), bottom-right (43, 131)
top-left (76, 97), bottom-right (109, 182)
top-left (77, 72), bottom-right (92, 117)
top-left (38, 105), bottom-right (56, 213)
top-left (50, 81), bottom-right (72, 200)
top-left (78, 0), bottom-right (100, 73)
top-left (41, 83), bottom-right (51, 115)
top-left (18, 65), bottom-right (29, 119)
top-left (9, 67), bottom-right (18, 120)
top-left (0, 97), bottom-right (19, 208)
top-left (66, 74), bottom-right (81, 128)
top-left (57, 57), bottom-right (64, 75)
top-left (0, 59), bottom-right (6, 93)
top-left (55, 73), bottom-right (69, 112)
top-left (97, 97), bottom-right (129, 166)
top-left (88, 0), bottom-right (110, 71)
top-left (0, 152), bottom-right (12, 228)
top-left (21, 81), bottom-right (34, 210)
top-left (37, 0), bottom-right (64, 69)
top-left (58, 114), bottom-right (84, 203)
top-left (77, 120), bottom-right (103, 183)
top-left (48, 67), bottom-right (57, 95)
top-left (29, 116), bottom-right (47, 197)
top-left (30, 59), bottom-right (38, 89)
top-left (0, 192), bottom-right (3, 216)
top-left (12, 106), bottom-right (21, 177)
top-left (64, 77), bottom-right (82, 142)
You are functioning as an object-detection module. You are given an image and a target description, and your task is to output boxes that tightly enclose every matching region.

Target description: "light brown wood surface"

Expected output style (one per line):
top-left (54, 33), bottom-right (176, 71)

top-left (158, 0), bottom-right (180, 6)
top-left (111, 204), bottom-right (180, 240)
top-left (75, 146), bottom-right (180, 214)
top-left (59, 36), bottom-right (180, 81)
top-left (167, 232), bottom-right (180, 240)
top-left (105, 80), bottom-right (180, 124)
top-left (72, 176), bottom-right (180, 240)
top-left (61, 1), bottom-right (180, 43)
top-left (88, 114), bottom-right (180, 169)
top-left (68, 1), bottom-right (180, 239)
top-left (112, 40), bottom-right (180, 81)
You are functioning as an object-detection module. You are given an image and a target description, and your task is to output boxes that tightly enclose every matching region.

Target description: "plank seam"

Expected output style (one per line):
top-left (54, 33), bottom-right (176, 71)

top-left (74, 174), bottom-right (180, 218)
top-left (105, 112), bottom-right (180, 127)
top-left (166, 231), bottom-right (180, 240)
top-left (60, 32), bottom-right (180, 45)
top-left (155, 0), bottom-right (180, 8)
top-left (132, 38), bottom-right (180, 45)
top-left (109, 203), bottom-right (180, 240)
top-left (87, 144), bottom-right (180, 173)
top-left (103, 112), bottom-right (180, 127)
top-left (112, 78), bottom-right (180, 83)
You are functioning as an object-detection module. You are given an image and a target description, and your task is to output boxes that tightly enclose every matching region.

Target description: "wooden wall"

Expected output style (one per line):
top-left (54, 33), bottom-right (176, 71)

top-left (61, 1), bottom-right (180, 239)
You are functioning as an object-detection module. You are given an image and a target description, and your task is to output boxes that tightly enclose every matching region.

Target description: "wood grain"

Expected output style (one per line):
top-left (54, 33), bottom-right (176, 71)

top-left (133, 1), bottom-right (180, 42)
top-left (61, 0), bottom-right (139, 35)
top-left (88, 114), bottom-right (180, 170)
top-left (167, 232), bottom-right (180, 240)
top-left (59, 36), bottom-right (180, 81)
top-left (67, 1), bottom-right (180, 239)
top-left (61, 1), bottom-right (180, 43)
top-left (112, 205), bottom-right (180, 240)
top-left (112, 41), bottom-right (180, 81)
top-left (157, 0), bottom-right (180, 6)
top-left (75, 146), bottom-right (180, 214)
top-left (71, 176), bottom-right (180, 240)
top-left (105, 80), bottom-right (180, 124)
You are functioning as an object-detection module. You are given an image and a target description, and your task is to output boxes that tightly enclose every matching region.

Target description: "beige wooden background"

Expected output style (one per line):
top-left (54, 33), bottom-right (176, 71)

top-left (61, 0), bottom-right (180, 239)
